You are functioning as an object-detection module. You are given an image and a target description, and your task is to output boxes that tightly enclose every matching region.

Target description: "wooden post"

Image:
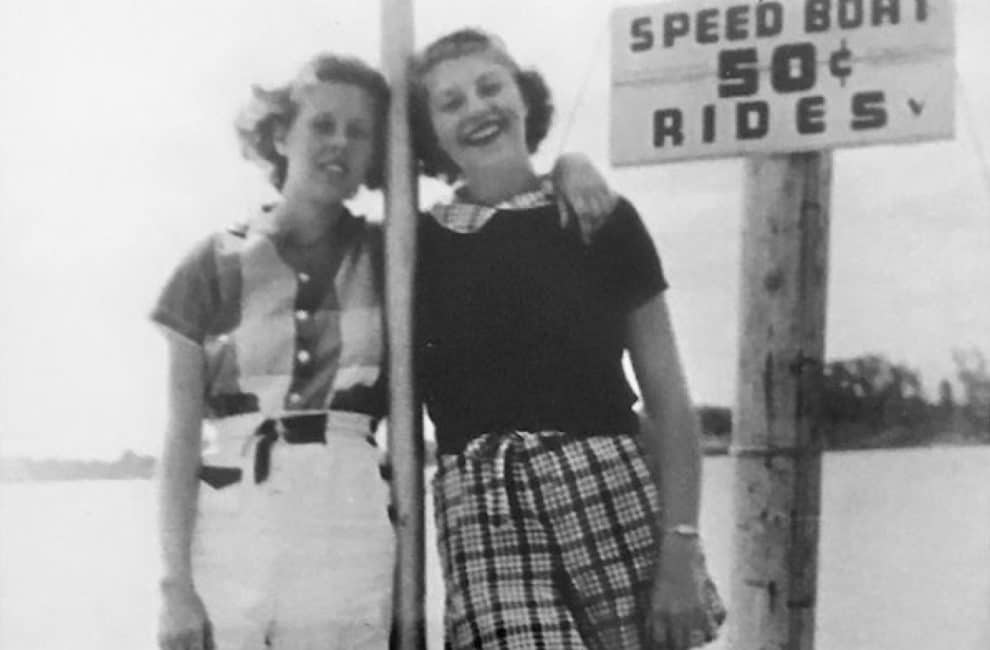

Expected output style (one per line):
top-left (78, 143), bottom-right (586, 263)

top-left (380, 1), bottom-right (425, 648)
top-left (728, 151), bottom-right (831, 650)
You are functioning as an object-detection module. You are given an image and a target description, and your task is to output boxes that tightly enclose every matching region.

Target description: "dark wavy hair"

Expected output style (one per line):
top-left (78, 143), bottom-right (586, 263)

top-left (235, 54), bottom-right (390, 191)
top-left (410, 28), bottom-right (554, 183)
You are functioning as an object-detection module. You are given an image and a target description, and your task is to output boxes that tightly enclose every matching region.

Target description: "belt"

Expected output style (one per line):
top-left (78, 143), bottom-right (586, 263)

top-left (198, 412), bottom-right (371, 488)
top-left (252, 413), bottom-right (328, 483)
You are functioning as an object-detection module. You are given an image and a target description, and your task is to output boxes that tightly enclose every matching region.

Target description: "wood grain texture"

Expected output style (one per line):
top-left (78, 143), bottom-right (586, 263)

top-left (728, 151), bottom-right (831, 650)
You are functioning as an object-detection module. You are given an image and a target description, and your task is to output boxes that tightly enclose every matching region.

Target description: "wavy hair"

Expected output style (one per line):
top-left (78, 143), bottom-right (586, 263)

top-left (234, 54), bottom-right (390, 191)
top-left (410, 28), bottom-right (554, 183)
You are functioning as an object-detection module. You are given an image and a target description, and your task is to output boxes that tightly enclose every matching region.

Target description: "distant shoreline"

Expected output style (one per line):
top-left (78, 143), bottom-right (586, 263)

top-left (0, 451), bottom-right (155, 483)
top-left (3, 436), bottom-right (988, 482)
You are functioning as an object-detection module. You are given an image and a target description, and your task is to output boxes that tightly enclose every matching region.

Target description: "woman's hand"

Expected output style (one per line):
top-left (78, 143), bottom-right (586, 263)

top-left (551, 152), bottom-right (618, 243)
top-left (648, 536), bottom-right (721, 649)
top-left (158, 580), bottom-right (214, 650)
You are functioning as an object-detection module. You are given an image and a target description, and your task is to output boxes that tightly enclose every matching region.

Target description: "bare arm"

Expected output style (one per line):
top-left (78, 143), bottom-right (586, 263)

top-left (157, 330), bottom-right (213, 650)
top-left (626, 293), bottom-right (701, 529)
top-left (158, 330), bottom-right (206, 585)
top-left (551, 153), bottom-right (618, 243)
top-left (626, 293), bottom-right (710, 649)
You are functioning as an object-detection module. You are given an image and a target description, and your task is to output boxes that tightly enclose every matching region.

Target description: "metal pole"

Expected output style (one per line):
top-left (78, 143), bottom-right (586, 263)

top-left (380, 1), bottom-right (425, 648)
top-left (728, 151), bottom-right (831, 650)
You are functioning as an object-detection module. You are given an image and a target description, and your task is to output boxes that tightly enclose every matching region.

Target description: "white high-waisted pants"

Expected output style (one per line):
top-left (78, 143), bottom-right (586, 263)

top-left (192, 412), bottom-right (394, 650)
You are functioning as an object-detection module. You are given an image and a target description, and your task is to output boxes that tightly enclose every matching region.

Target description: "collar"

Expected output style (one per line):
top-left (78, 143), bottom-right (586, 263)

top-left (428, 176), bottom-right (556, 234)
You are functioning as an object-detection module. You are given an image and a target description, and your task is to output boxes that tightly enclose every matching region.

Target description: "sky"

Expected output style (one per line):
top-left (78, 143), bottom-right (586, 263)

top-left (0, 0), bottom-right (987, 459)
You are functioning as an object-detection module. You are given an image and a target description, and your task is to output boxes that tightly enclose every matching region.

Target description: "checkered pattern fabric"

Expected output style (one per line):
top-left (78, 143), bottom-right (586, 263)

top-left (428, 177), bottom-right (556, 233)
top-left (433, 431), bottom-right (723, 649)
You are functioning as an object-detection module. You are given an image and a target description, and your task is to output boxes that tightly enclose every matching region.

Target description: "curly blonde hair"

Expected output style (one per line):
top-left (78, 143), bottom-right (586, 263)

top-left (235, 54), bottom-right (390, 191)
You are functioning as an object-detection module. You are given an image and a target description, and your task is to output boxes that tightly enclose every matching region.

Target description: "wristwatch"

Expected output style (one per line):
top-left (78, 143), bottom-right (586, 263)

top-left (664, 524), bottom-right (701, 538)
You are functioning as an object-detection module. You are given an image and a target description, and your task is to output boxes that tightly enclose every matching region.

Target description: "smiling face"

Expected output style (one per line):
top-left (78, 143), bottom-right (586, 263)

top-left (275, 81), bottom-right (377, 205)
top-left (423, 51), bottom-right (531, 177)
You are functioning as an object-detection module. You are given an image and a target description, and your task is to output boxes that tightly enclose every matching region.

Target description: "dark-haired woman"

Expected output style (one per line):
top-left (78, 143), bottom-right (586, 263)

top-left (412, 29), bottom-right (726, 650)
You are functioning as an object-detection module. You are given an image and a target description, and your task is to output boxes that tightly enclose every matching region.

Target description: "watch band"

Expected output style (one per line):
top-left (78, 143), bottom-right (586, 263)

top-left (664, 524), bottom-right (701, 538)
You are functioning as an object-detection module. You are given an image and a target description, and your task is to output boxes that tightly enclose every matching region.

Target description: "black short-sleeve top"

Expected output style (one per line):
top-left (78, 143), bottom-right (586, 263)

top-left (416, 185), bottom-right (667, 455)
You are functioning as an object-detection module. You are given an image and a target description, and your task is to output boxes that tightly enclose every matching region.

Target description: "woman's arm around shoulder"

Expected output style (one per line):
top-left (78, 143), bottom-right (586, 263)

top-left (551, 152), bottom-right (618, 243)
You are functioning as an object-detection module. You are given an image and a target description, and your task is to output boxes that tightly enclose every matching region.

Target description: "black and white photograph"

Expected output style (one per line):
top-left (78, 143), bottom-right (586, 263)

top-left (0, 1), bottom-right (987, 649)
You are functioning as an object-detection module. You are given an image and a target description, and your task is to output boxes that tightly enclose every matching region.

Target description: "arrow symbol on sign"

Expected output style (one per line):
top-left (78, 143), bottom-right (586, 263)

top-left (908, 99), bottom-right (925, 116)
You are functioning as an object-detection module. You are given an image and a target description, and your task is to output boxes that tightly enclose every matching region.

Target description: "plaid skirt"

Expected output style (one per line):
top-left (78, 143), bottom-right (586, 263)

top-left (432, 430), bottom-right (725, 650)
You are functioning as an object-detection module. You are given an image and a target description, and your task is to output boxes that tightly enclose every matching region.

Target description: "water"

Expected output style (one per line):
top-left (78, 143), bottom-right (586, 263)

top-left (1, 446), bottom-right (988, 650)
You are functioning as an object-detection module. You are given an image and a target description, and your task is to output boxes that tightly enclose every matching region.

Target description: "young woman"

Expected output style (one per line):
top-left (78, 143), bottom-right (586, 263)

top-left (412, 29), bottom-right (726, 649)
top-left (152, 53), bottom-right (617, 650)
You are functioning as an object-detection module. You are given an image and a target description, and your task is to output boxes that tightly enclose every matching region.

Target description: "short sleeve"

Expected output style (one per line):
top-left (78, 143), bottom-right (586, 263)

top-left (590, 197), bottom-right (668, 311)
top-left (150, 235), bottom-right (222, 344)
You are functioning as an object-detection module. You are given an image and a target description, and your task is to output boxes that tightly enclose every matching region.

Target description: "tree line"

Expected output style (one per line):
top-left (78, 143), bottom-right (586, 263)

top-left (3, 349), bottom-right (987, 480)
top-left (697, 348), bottom-right (990, 451)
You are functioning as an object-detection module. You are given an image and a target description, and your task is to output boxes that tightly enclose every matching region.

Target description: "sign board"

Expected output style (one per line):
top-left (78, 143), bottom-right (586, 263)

top-left (610, 0), bottom-right (955, 165)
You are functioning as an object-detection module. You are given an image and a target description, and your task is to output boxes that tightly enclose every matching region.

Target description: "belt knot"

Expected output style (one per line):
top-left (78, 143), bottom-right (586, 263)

top-left (462, 431), bottom-right (527, 527)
